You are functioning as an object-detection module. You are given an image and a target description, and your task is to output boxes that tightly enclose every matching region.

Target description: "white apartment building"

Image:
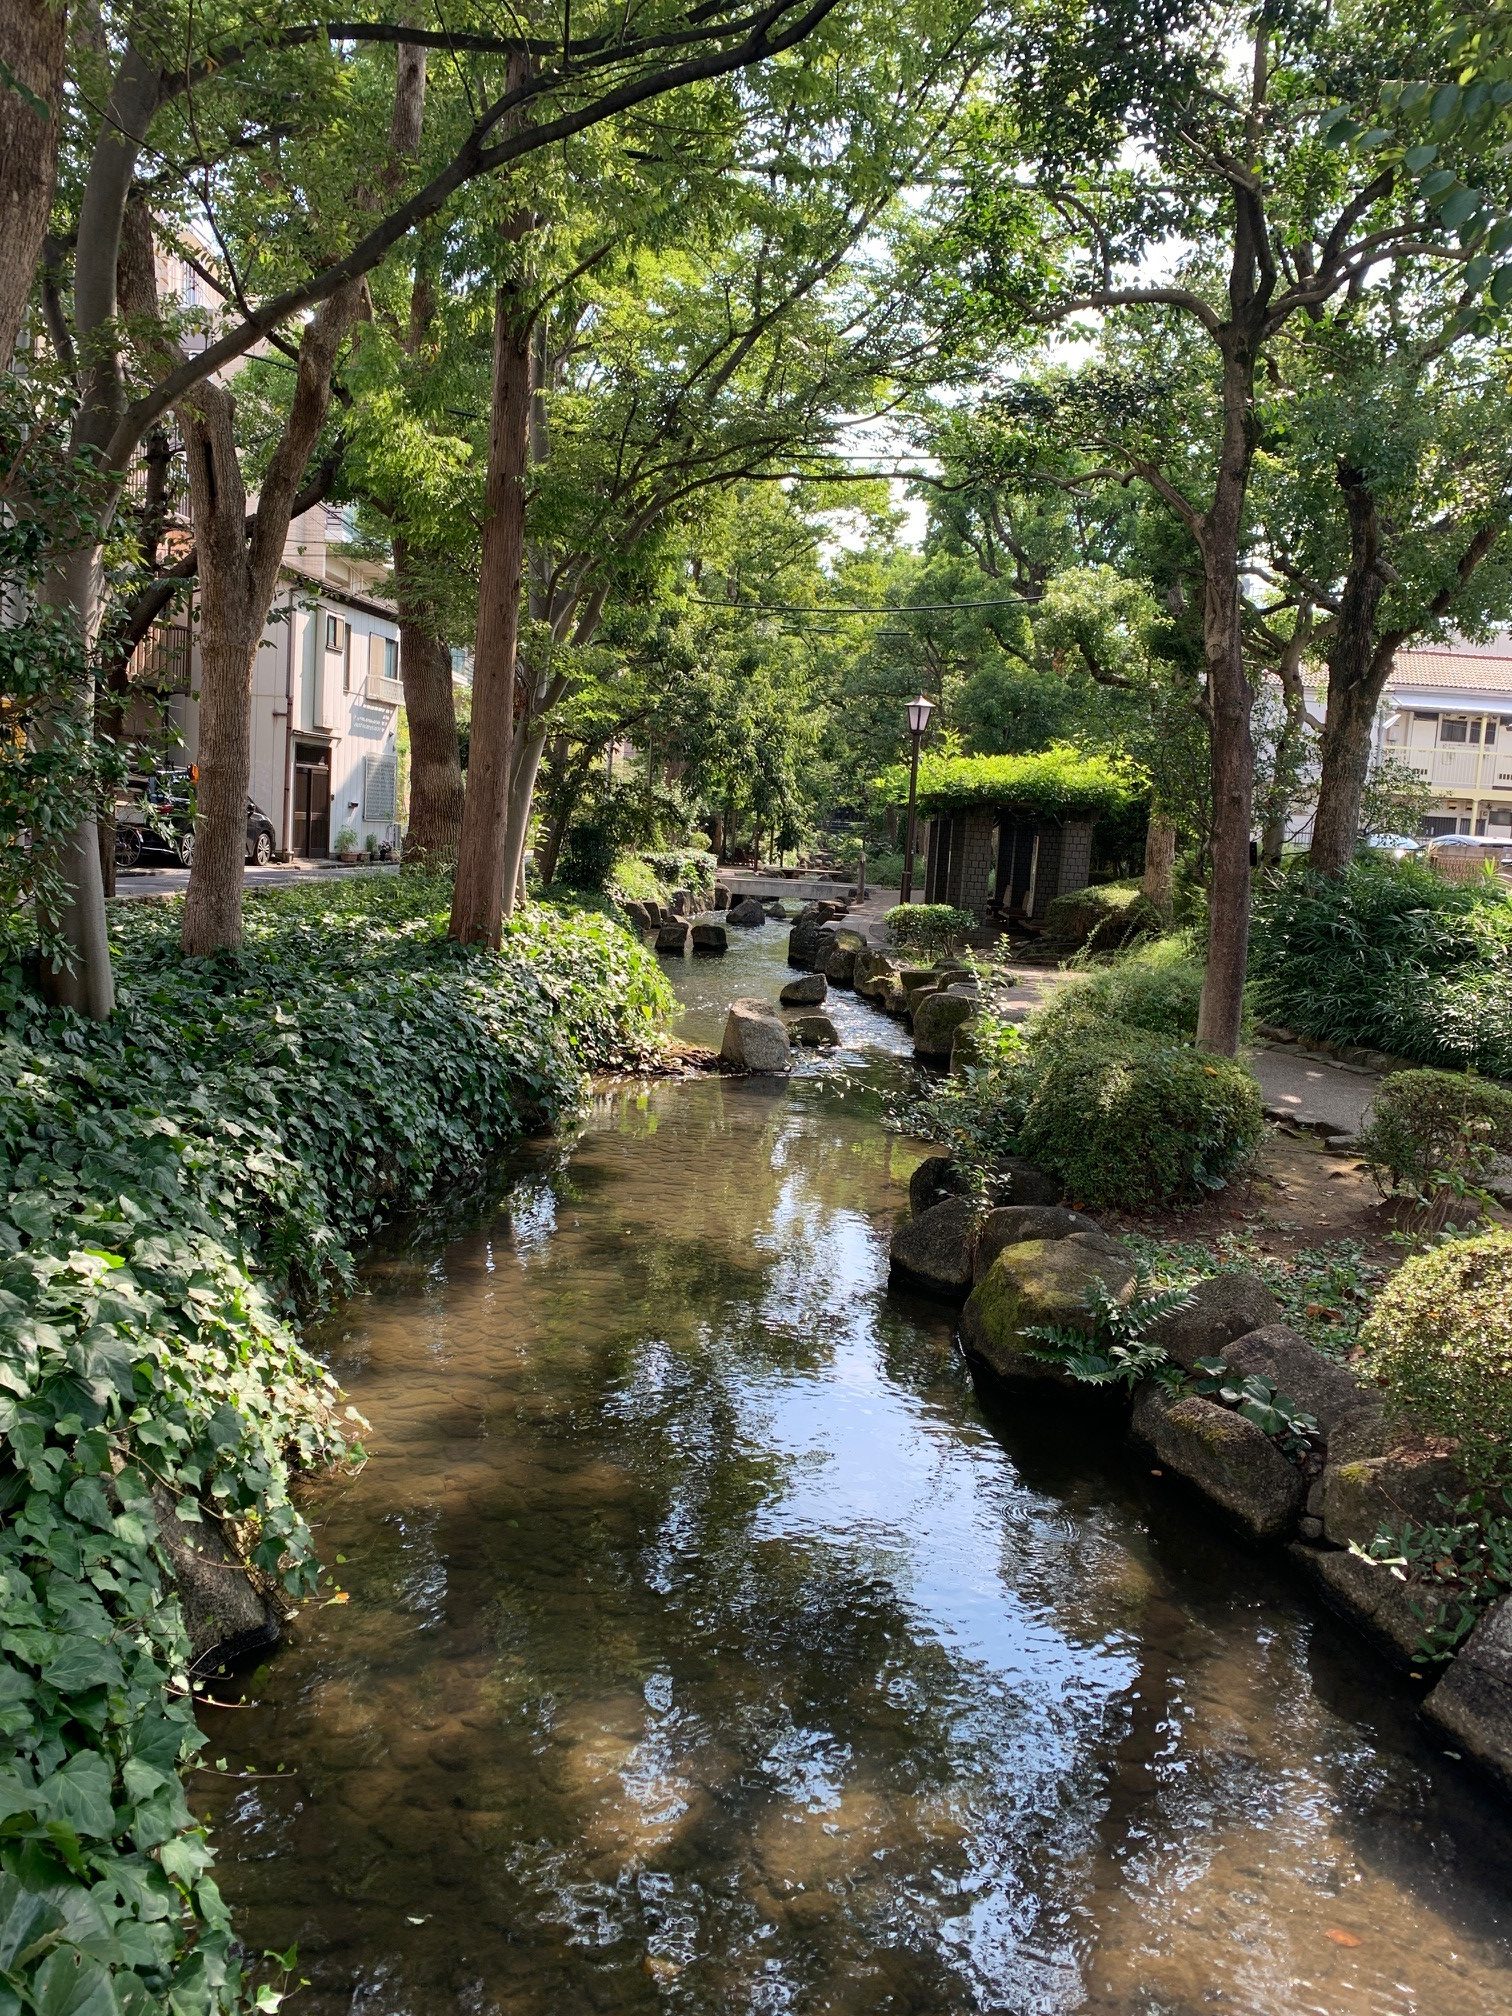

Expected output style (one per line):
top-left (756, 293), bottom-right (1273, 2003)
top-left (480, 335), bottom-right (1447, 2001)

top-left (1373, 636), bottom-right (1512, 839)
top-left (121, 237), bottom-right (405, 859)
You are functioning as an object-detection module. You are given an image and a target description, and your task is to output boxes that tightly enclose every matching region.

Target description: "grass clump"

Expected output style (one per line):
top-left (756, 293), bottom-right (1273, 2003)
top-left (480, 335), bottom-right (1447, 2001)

top-left (1035, 937), bottom-right (1211, 1042)
top-left (0, 875), bottom-right (669, 2014)
top-left (1041, 879), bottom-right (1161, 953)
top-left (1250, 858), bottom-right (1512, 1075)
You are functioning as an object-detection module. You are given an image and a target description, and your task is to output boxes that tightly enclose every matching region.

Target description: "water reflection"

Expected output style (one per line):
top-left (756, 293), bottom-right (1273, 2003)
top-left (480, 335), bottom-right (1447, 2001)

top-left (201, 934), bottom-right (1512, 2016)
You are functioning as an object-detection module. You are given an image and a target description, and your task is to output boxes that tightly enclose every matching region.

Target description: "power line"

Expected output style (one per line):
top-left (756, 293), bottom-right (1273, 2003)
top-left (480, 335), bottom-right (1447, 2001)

top-left (686, 594), bottom-right (1033, 614)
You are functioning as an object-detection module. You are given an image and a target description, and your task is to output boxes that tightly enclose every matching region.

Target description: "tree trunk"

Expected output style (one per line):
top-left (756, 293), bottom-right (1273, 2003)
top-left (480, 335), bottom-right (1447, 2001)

top-left (0, 0), bottom-right (66, 367)
top-left (503, 715), bottom-right (548, 904)
top-left (449, 277), bottom-right (533, 947)
top-left (34, 543), bottom-right (115, 1012)
top-left (1309, 468), bottom-right (1391, 877)
top-left (1194, 356), bottom-right (1257, 1057)
top-left (1141, 810), bottom-right (1176, 925)
top-left (393, 536), bottom-right (464, 863)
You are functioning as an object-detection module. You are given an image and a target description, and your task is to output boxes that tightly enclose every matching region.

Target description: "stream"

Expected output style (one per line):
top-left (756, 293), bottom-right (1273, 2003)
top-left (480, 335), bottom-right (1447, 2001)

top-left (202, 923), bottom-right (1512, 2016)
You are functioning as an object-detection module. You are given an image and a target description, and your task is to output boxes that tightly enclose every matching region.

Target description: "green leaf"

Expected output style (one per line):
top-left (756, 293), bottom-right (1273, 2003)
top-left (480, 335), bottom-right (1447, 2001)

top-left (35, 1755), bottom-right (116, 1840)
top-left (1429, 82), bottom-right (1461, 125)
top-left (1404, 143), bottom-right (1439, 172)
top-left (1438, 186), bottom-right (1480, 230)
top-left (1492, 266), bottom-right (1512, 308)
top-left (29, 1946), bottom-right (123, 2016)
top-left (40, 1640), bottom-right (124, 1697)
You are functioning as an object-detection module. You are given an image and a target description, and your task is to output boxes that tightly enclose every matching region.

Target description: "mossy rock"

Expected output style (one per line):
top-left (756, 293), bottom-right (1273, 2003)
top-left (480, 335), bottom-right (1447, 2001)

top-left (960, 1234), bottom-right (1137, 1390)
top-left (889, 1197), bottom-right (976, 1300)
top-left (913, 991), bottom-right (976, 1060)
top-left (1132, 1387), bottom-right (1304, 1542)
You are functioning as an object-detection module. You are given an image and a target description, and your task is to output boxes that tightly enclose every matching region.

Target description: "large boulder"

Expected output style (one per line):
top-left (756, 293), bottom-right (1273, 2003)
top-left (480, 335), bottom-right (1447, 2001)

top-left (712, 885), bottom-right (732, 911)
top-left (1132, 1386), bottom-right (1304, 1542)
top-left (727, 896), bottom-right (768, 928)
top-left (670, 889), bottom-right (692, 917)
top-left (905, 982), bottom-right (940, 1020)
top-left (897, 967), bottom-right (937, 992)
top-left (779, 971), bottom-right (828, 1006)
top-left (950, 1018), bottom-right (984, 1074)
top-left (1289, 1542), bottom-right (1455, 1668)
top-left (853, 948), bottom-right (899, 997)
top-left (719, 998), bottom-right (792, 1073)
top-left (998, 1157), bottom-right (1063, 1206)
top-left (655, 919), bottom-right (689, 954)
top-left (789, 1013), bottom-right (840, 1048)
top-left (815, 900), bottom-right (848, 922)
top-left (1146, 1271), bottom-right (1283, 1373)
top-left (913, 991), bottom-right (976, 1061)
top-left (620, 899), bottom-right (652, 931)
top-left (889, 1197), bottom-right (977, 1300)
top-left (642, 899), bottom-right (664, 926)
top-left (824, 928), bottom-right (868, 987)
top-left (787, 917), bottom-right (822, 968)
top-left (152, 1486), bottom-right (279, 1666)
top-left (1424, 1598), bottom-right (1512, 1793)
top-left (973, 1205), bottom-right (1102, 1281)
top-left (1221, 1324), bottom-right (1383, 1445)
top-left (690, 919), bottom-right (728, 954)
top-left (959, 1234), bottom-right (1138, 1391)
top-left (875, 976), bottom-right (910, 1017)
top-left (909, 1153), bottom-right (971, 1217)
top-left (1321, 1441), bottom-right (1465, 1551)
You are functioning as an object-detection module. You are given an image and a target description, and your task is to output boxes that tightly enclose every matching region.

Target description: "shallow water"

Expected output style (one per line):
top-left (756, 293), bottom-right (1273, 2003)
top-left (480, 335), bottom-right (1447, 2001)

top-left (202, 924), bottom-right (1512, 2015)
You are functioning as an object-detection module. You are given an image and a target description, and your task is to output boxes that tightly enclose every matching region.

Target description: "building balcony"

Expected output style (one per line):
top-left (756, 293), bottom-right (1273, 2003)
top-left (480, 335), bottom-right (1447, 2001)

top-left (364, 668), bottom-right (404, 708)
top-left (1394, 746), bottom-right (1512, 797)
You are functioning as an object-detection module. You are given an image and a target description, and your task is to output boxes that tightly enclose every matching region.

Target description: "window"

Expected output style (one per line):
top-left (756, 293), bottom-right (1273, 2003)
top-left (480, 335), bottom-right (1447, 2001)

top-left (384, 637), bottom-right (398, 681)
top-left (1485, 721), bottom-right (1498, 747)
top-left (324, 613), bottom-right (343, 654)
top-left (363, 754), bottom-right (397, 822)
top-left (1440, 717), bottom-right (1470, 744)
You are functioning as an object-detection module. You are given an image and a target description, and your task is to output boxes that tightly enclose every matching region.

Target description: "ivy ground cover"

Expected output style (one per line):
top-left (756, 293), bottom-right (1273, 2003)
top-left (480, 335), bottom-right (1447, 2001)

top-left (0, 877), bottom-right (670, 2016)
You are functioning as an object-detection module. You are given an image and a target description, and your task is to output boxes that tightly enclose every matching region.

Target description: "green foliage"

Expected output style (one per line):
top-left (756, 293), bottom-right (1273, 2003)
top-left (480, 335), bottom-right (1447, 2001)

top-left (1250, 858), bottom-right (1512, 1075)
top-left (1035, 938), bottom-right (1210, 1041)
top-left (1040, 879), bottom-right (1160, 952)
top-left (884, 903), bottom-right (976, 954)
top-left (878, 743), bottom-right (1141, 821)
top-left (1356, 1068), bottom-right (1512, 1214)
top-left (1025, 1276), bottom-right (1192, 1388)
top-left (0, 876), bottom-right (669, 2014)
top-left (1126, 1234), bottom-right (1383, 1359)
top-left (0, 375), bottom-right (126, 968)
top-left (1191, 1359), bottom-right (1319, 1456)
top-left (1358, 1232), bottom-right (1512, 1494)
top-left (1017, 1021), bottom-right (1265, 1208)
top-left (1349, 1494), bottom-right (1512, 1661)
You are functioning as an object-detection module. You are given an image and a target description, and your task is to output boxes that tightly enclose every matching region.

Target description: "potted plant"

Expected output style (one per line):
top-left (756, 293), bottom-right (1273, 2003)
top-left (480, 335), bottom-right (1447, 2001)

top-left (334, 825), bottom-right (360, 864)
top-left (364, 832), bottom-right (379, 859)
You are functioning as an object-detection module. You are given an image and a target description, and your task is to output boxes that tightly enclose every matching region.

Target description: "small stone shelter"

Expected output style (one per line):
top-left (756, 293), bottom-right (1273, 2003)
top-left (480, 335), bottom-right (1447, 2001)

top-left (907, 748), bottom-right (1138, 925)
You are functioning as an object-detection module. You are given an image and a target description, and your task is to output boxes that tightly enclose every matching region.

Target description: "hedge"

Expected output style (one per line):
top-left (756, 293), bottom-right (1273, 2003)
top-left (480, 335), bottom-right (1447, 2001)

top-left (874, 744), bottom-right (1140, 821)
top-left (0, 877), bottom-right (670, 2015)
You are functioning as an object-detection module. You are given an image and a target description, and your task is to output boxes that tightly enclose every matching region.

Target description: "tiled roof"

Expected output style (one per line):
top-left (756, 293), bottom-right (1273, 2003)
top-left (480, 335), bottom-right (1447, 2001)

top-left (1388, 644), bottom-right (1512, 694)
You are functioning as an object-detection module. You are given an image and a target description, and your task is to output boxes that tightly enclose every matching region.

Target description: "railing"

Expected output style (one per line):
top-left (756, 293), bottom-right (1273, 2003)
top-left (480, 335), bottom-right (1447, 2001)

top-left (127, 623), bottom-right (192, 694)
top-left (364, 668), bottom-right (404, 707)
top-left (1396, 747), bottom-right (1512, 794)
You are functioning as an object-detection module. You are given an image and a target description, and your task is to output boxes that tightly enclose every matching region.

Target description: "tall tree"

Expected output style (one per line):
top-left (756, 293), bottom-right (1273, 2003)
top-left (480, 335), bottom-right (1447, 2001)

top-left (948, 0), bottom-right (1512, 1051)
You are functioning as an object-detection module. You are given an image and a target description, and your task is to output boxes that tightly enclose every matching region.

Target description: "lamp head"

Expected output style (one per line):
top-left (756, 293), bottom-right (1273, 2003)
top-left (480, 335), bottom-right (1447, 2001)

top-left (906, 694), bottom-right (934, 736)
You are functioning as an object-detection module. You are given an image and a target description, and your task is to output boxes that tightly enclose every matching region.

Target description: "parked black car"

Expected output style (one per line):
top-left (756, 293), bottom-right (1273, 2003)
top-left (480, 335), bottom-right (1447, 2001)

top-left (115, 769), bottom-right (279, 868)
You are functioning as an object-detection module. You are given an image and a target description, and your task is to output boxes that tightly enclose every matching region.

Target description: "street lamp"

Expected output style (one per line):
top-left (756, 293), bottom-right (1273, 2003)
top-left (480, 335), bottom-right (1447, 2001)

top-left (900, 694), bottom-right (934, 903)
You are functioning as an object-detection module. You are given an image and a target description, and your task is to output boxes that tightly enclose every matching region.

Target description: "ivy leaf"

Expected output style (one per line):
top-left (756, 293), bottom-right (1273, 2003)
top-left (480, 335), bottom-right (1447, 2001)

top-left (28, 1946), bottom-right (123, 2016)
top-left (35, 1755), bottom-right (116, 1839)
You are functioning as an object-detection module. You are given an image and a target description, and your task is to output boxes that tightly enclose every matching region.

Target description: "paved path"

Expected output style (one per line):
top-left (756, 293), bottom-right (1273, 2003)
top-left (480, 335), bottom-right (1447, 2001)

top-left (111, 861), bottom-right (398, 900)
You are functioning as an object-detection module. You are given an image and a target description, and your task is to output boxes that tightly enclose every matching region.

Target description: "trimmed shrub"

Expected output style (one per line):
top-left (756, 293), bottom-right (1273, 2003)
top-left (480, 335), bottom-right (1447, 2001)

top-left (1356, 1068), bottom-right (1512, 1206)
top-left (1035, 938), bottom-right (1210, 1043)
top-left (0, 877), bottom-right (671, 2013)
top-left (1017, 1023), bottom-right (1265, 1208)
top-left (885, 903), bottom-right (976, 955)
top-left (1041, 879), bottom-right (1160, 952)
top-left (1250, 859), bottom-right (1512, 1075)
top-left (1358, 1234), bottom-right (1512, 1492)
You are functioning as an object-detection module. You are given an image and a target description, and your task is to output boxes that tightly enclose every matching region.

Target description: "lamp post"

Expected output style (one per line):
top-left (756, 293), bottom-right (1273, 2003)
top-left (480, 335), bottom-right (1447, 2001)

top-left (899, 693), bottom-right (934, 903)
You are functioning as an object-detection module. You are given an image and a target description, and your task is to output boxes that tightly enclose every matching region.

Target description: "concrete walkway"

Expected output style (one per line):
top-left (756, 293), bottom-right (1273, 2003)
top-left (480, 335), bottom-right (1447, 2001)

top-left (111, 860), bottom-right (398, 900)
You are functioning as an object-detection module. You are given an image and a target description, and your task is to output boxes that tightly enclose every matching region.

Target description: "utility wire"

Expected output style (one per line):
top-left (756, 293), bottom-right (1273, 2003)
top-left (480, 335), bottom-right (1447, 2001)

top-left (685, 594), bottom-right (1033, 614)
